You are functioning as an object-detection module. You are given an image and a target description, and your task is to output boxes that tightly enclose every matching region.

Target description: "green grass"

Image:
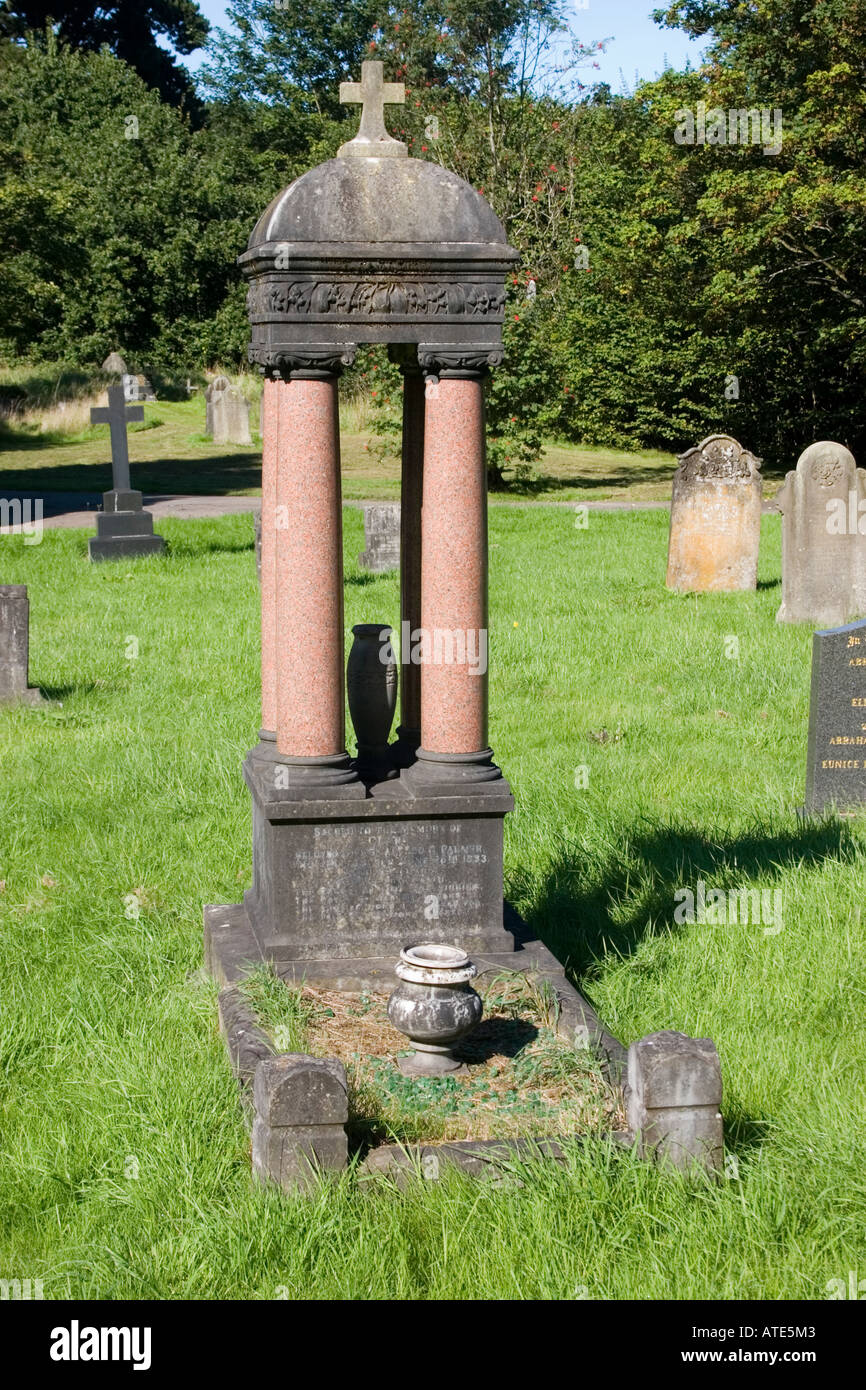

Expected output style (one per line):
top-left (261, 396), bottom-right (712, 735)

top-left (0, 507), bottom-right (864, 1299)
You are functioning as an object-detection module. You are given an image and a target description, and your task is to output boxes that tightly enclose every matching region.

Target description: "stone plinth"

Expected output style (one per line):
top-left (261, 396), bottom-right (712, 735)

top-left (89, 490), bottom-right (165, 562)
top-left (804, 617), bottom-right (866, 814)
top-left (358, 502), bottom-right (401, 572)
top-left (666, 434), bottom-right (762, 592)
top-left (243, 752), bottom-right (514, 962)
top-left (776, 441), bottom-right (866, 626)
top-left (0, 585), bottom-right (41, 704)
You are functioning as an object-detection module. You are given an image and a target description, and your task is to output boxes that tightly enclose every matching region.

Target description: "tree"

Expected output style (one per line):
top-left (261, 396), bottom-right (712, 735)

top-left (0, 0), bottom-right (209, 108)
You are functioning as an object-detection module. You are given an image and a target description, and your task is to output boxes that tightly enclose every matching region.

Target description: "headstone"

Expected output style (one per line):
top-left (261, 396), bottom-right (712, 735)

top-left (666, 434), bottom-right (762, 592)
top-left (101, 351), bottom-right (128, 375)
top-left (802, 617), bottom-right (866, 815)
top-left (212, 385), bottom-right (252, 446)
top-left (358, 502), bottom-right (401, 572)
top-left (122, 373), bottom-right (156, 403)
top-left (626, 1031), bottom-right (723, 1173)
top-left (776, 441), bottom-right (866, 626)
top-left (205, 375), bottom-right (231, 436)
top-left (88, 385), bottom-right (165, 561)
top-left (0, 585), bottom-right (41, 704)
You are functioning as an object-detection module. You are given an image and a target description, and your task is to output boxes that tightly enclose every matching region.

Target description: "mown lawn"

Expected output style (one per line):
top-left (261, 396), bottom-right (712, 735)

top-left (0, 507), bottom-right (863, 1299)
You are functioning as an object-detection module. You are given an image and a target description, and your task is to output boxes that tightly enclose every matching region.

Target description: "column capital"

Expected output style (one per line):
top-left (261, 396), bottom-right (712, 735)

top-left (417, 346), bottom-right (502, 381)
top-left (252, 345), bottom-right (357, 381)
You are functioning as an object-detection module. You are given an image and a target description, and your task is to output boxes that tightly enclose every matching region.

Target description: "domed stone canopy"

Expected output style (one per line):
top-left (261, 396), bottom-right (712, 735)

top-left (238, 61), bottom-right (518, 379)
top-left (245, 157), bottom-right (511, 254)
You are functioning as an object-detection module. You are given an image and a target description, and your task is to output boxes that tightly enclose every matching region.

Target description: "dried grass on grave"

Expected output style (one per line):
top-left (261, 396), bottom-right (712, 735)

top-left (296, 974), bottom-right (624, 1145)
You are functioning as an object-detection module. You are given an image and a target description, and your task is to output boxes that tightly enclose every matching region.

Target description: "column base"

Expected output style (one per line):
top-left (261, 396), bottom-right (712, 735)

top-left (402, 747), bottom-right (506, 797)
top-left (245, 741), bottom-right (366, 801)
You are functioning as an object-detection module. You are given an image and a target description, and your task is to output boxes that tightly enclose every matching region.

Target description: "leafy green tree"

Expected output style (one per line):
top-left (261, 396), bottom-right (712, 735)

top-left (1, 0), bottom-right (209, 108)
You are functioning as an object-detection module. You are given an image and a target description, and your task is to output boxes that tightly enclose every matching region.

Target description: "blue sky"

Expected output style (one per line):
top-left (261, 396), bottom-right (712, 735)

top-left (186, 1), bottom-right (708, 92)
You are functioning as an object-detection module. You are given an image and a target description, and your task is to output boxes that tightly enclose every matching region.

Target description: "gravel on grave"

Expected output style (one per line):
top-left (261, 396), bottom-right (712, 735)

top-left (296, 973), bottom-right (624, 1145)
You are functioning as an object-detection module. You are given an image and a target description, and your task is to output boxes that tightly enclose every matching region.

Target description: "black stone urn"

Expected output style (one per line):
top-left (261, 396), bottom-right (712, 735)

top-left (347, 623), bottom-right (398, 780)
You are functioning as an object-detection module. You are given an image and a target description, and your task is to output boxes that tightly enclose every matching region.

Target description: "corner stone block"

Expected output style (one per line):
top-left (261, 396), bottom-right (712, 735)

top-left (251, 1054), bottom-right (348, 1192)
top-left (626, 1031), bottom-right (723, 1173)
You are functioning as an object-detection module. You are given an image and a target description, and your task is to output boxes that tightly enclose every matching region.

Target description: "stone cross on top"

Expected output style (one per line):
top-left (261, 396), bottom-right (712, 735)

top-left (91, 384), bottom-right (143, 493)
top-left (338, 61), bottom-right (406, 158)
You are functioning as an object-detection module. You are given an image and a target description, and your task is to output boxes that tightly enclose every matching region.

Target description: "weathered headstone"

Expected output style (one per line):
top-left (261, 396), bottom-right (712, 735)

top-left (212, 385), bottom-right (252, 446)
top-left (626, 1031), bottom-right (723, 1173)
top-left (88, 385), bottom-right (165, 561)
top-left (122, 373), bottom-right (156, 403)
top-left (204, 375), bottom-right (231, 437)
top-left (776, 441), bottom-right (866, 626)
top-left (0, 585), bottom-right (41, 704)
top-left (802, 617), bottom-right (866, 815)
top-left (358, 502), bottom-right (401, 572)
top-left (666, 434), bottom-right (762, 592)
top-left (101, 351), bottom-right (128, 375)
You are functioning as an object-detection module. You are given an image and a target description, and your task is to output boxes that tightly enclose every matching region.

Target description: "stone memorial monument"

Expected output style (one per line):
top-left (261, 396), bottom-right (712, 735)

top-left (802, 617), bottom-right (866, 815)
top-left (88, 385), bottom-right (165, 561)
top-left (212, 384), bottom-right (252, 446)
top-left (776, 441), bottom-right (866, 626)
top-left (359, 502), bottom-right (401, 572)
top-left (205, 375), bottom-right (230, 436)
top-left (204, 60), bottom-right (559, 980)
top-left (0, 585), bottom-right (41, 704)
top-left (666, 434), bottom-right (763, 592)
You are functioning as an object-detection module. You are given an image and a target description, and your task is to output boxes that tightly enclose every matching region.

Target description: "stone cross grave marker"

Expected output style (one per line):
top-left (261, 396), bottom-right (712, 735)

top-left (358, 502), bottom-right (401, 572)
top-left (88, 384), bottom-right (165, 561)
top-left (666, 434), bottom-right (763, 592)
top-left (0, 585), bottom-right (41, 704)
top-left (802, 617), bottom-right (866, 816)
top-left (776, 441), bottom-right (866, 626)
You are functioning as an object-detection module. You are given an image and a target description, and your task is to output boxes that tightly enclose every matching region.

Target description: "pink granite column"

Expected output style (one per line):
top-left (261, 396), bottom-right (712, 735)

top-left (396, 365), bottom-right (424, 764)
top-left (273, 373), bottom-right (362, 795)
top-left (409, 372), bottom-right (502, 791)
top-left (260, 376), bottom-right (279, 736)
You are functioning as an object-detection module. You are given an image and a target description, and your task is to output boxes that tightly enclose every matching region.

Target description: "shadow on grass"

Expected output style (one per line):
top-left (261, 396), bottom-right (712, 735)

top-left (491, 464), bottom-right (674, 497)
top-left (756, 578), bottom-right (781, 591)
top-left (521, 818), bottom-right (860, 979)
top-left (0, 454), bottom-right (262, 496)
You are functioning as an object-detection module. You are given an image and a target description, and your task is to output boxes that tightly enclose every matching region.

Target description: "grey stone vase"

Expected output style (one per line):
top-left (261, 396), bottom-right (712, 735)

top-left (387, 944), bottom-right (483, 1076)
top-left (347, 623), bottom-right (398, 780)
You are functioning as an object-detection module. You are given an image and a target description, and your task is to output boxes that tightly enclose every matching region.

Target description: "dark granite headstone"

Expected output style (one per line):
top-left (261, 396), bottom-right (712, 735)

top-left (0, 585), bottom-right (41, 704)
top-left (358, 502), bottom-right (400, 572)
top-left (88, 385), bottom-right (165, 562)
top-left (803, 617), bottom-right (866, 814)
